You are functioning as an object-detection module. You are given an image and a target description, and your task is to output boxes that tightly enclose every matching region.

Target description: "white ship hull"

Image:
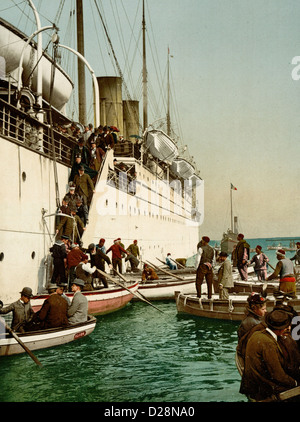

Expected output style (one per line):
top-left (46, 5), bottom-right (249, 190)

top-left (0, 12), bottom-right (203, 307)
top-left (0, 130), bottom-right (203, 304)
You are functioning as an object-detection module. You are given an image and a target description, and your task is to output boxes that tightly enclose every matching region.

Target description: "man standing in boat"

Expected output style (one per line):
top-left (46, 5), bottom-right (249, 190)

top-left (195, 236), bottom-right (215, 299)
top-left (126, 240), bottom-right (140, 272)
top-left (249, 245), bottom-right (269, 281)
top-left (236, 234), bottom-right (250, 281)
top-left (291, 242), bottom-right (300, 265)
top-left (49, 235), bottom-right (69, 286)
top-left (266, 249), bottom-right (296, 297)
top-left (68, 279), bottom-right (88, 325)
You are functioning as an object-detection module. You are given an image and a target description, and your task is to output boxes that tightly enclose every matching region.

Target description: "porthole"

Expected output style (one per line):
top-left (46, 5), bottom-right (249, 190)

top-left (0, 252), bottom-right (4, 261)
top-left (22, 172), bottom-right (26, 182)
top-left (31, 251), bottom-right (36, 259)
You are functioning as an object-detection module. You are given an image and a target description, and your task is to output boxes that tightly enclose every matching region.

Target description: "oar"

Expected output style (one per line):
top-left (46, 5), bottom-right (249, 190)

top-left (145, 260), bottom-right (184, 281)
top-left (112, 268), bottom-right (159, 305)
top-left (96, 269), bottom-right (163, 313)
top-left (3, 321), bottom-right (42, 367)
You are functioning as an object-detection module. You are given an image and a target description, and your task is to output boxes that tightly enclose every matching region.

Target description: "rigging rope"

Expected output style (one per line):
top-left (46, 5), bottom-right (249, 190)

top-left (48, 39), bottom-right (61, 209)
top-left (93, 0), bottom-right (142, 131)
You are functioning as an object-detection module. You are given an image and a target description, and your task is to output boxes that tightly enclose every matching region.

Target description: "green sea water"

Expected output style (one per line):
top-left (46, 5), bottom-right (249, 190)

top-left (0, 301), bottom-right (244, 403)
top-left (0, 237), bottom-right (298, 404)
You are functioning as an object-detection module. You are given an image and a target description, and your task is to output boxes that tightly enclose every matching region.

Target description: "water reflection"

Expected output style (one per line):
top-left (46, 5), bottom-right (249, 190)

top-left (0, 301), bottom-right (246, 402)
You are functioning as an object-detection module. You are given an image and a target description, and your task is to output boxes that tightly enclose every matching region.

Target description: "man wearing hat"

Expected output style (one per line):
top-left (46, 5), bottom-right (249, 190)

top-left (235, 233), bottom-right (250, 281)
top-left (49, 236), bottom-right (69, 285)
top-left (73, 165), bottom-right (96, 224)
top-left (165, 253), bottom-right (177, 270)
top-left (126, 240), bottom-right (140, 272)
top-left (240, 309), bottom-right (297, 401)
top-left (64, 184), bottom-right (81, 210)
top-left (97, 238), bottom-right (106, 254)
top-left (91, 244), bottom-right (113, 288)
top-left (66, 243), bottom-right (87, 290)
top-left (237, 293), bottom-right (267, 340)
top-left (75, 253), bottom-right (97, 291)
top-left (68, 279), bottom-right (88, 324)
top-left (102, 126), bottom-right (114, 150)
top-left (217, 252), bottom-right (234, 299)
top-left (34, 283), bottom-right (69, 329)
top-left (55, 205), bottom-right (86, 243)
top-left (0, 287), bottom-right (35, 332)
top-left (267, 249), bottom-right (296, 296)
top-left (106, 239), bottom-right (129, 274)
top-left (291, 242), bottom-right (300, 265)
top-left (88, 137), bottom-right (105, 171)
top-left (195, 236), bottom-right (214, 299)
top-left (142, 263), bottom-right (159, 281)
top-left (249, 245), bottom-right (269, 281)
top-left (70, 136), bottom-right (90, 166)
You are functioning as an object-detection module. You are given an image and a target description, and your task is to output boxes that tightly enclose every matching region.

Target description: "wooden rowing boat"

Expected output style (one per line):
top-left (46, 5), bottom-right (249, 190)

top-left (235, 350), bottom-right (300, 402)
top-left (175, 291), bottom-right (300, 321)
top-left (0, 315), bottom-right (96, 357)
top-left (136, 278), bottom-right (197, 301)
top-left (30, 281), bottom-right (139, 316)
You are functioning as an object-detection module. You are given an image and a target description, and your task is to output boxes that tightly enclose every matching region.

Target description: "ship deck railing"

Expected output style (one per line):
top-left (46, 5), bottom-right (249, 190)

top-left (0, 97), bottom-right (76, 167)
top-left (0, 97), bottom-right (197, 217)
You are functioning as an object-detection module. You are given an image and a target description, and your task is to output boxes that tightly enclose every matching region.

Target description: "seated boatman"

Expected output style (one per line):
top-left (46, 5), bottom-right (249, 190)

top-left (267, 249), bottom-right (296, 297)
top-left (0, 287), bottom-right (35, 333)
top-left (166, 253), bottom-right (177, 270)
top-left (240, 309), bottom-right (297, 401)
top-left (33, 283), bottom-right (69, 329)
top-left (68, 279), bottom-right (88, 325)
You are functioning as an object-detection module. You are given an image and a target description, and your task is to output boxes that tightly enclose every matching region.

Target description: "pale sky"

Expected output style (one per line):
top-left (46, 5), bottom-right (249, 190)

top-left (2, 0), bottom-right (300, 240)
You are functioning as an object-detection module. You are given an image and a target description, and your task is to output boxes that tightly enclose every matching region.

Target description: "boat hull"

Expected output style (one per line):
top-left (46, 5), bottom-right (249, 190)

top-left (0, 316), bottom-right (96, 356)
top-left (145, 129), bottom-right (178, 162)
top-left (175, 292), bottom-right (300, 321)
top-left (137, 279), bottom-right (196, 300)
top-left (30, 282), bottom-right (139, 316)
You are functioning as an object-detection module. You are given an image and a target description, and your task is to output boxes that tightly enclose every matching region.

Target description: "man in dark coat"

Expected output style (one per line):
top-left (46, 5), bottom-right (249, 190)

top-left (50, 236), bottom-right (69, 285)
top-left (71, 137), bottom-right (90, 166)
top-left (0, 287), bottom-right (35, 332)
top-left (73, 165), bottom-right (95, 224)
top-left (34, 284), bottom-right (69, 329)
top-left (69, 154), bottom-right (98, 183)
top-left (93, 244), bottom-right (112, 288)
top-left (240, 309), bottom-right (297, 401)
top-left (55, 207), bottom-right (85, 243)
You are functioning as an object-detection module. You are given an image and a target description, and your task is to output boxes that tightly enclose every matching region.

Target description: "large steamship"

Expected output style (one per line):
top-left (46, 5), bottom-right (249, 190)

top-left (0, 1), bottom-right (203, 304)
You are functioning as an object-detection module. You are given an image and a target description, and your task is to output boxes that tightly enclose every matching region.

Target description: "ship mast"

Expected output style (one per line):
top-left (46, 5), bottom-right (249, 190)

top-left (166, 47), bottom-right (171, 136)
top-left (76, 0), bottom-right (87, 125)
top-left (230, 185), bottom-right (233, 232)
top-left (142, 0), bottom-right (148, 131)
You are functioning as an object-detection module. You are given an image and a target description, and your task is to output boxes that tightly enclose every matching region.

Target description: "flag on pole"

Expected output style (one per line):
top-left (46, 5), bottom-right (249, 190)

top-left (231, 183), bottom-right (237, 190)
